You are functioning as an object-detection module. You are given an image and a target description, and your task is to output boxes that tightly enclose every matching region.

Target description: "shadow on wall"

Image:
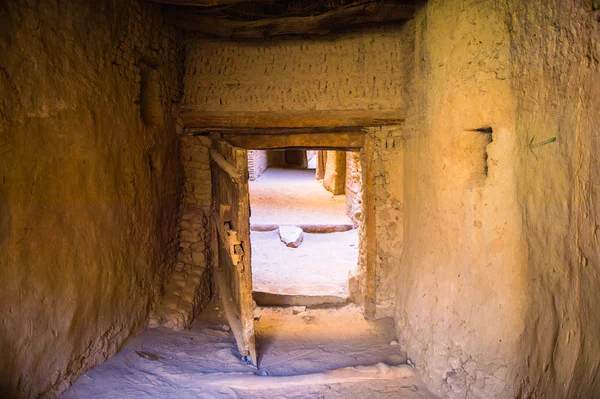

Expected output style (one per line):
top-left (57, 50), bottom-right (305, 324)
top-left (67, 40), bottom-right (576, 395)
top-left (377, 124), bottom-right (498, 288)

top-left (0, 189), bottom-right (9, 249)
top-left (268, 149), bottom-right (308, 169)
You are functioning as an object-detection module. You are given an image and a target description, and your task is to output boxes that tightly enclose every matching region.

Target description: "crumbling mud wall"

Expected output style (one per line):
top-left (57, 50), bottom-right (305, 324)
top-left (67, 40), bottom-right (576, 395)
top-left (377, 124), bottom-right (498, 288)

top-left (369, 126), bottom-right (405, 318)
top-left (150, 135), bottom-right (212, 331)
top-left (508, 0), bottom-right (600, 397)
top-left (345, 152), bottom-right (362, 227)
top-left (0, 1), bottom-right (183, 397)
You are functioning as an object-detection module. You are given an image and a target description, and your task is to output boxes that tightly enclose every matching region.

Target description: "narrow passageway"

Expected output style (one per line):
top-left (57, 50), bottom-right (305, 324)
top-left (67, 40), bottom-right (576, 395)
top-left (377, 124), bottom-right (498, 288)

top-left (62, 301), bottom-right (437, 399)
top-left (249, 167), bottom-right (350, 226)
top-left (249, 167), bottom-right (359, 301)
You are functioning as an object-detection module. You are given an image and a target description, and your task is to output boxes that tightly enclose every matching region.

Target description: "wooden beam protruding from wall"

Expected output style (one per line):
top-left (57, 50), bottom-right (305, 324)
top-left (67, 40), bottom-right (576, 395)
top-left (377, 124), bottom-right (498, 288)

top-left (165, 2), bottom-right (415, 38)
top-left (209, 149), bottom-right (242, 183)
top-left (182, 109), bottom-right (405, 129)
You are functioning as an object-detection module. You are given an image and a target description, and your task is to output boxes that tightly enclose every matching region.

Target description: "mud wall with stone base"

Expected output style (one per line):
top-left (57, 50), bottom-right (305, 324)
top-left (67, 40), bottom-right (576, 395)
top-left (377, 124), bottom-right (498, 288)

top-left (0, 1), bottom-right (183, 397)
top-left (150, 135), bottom-right (213, 331)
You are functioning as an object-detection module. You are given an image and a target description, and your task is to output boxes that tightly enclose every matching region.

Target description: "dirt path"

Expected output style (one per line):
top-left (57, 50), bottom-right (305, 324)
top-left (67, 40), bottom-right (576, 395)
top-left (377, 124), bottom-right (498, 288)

top-left (62, 302), bottom-right (438, 399)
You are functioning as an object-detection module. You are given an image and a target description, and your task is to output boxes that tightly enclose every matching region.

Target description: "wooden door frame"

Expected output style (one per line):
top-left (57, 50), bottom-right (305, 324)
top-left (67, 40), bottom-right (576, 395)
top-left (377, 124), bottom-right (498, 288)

top-left (183, 108), bottom-right (405, 320)
top-left (199, 130), bottom-right (377, 319)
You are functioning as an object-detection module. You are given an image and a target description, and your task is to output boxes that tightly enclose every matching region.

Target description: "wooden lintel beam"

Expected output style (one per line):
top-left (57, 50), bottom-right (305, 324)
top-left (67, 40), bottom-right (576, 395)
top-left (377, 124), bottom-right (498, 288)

top-left (182, 109), bottom-right (405, 129)
top-left (222, 132), bottom-right (365, 150)
top-left (183, 126), bottom-right (367, 136)
top-left (165, 2), bottom-right (415, 38)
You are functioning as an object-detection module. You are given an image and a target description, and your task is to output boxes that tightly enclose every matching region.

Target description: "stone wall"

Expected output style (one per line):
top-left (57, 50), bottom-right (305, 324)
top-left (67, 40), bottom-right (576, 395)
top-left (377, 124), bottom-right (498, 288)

top-left (248, 150), bottom-right (268, 180)
top-left (149, 135), bottom-right (212, 331)
top-left (0, 1), bottom-right (183, 397)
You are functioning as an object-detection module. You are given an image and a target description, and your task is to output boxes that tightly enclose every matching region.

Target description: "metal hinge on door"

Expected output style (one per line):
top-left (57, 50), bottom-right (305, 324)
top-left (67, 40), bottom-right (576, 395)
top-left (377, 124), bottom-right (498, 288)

top-left (224, 222), bottom-right (244, 270)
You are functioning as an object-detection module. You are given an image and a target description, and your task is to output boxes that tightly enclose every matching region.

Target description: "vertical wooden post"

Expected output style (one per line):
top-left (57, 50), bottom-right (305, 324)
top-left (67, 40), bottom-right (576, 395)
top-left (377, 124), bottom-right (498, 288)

top-left (315, 150), bottom-right (326, 179)
top-left (363, 134), bottom-right (377, 319)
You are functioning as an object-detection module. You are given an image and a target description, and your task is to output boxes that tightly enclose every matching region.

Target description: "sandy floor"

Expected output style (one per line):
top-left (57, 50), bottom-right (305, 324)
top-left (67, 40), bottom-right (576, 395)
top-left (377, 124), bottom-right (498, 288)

top-left (62, 302), bottom-right (438, 399)
top-left (249, 168), bottom-right (350, 226)
top-left (251, 229), bottom-right (358, 298)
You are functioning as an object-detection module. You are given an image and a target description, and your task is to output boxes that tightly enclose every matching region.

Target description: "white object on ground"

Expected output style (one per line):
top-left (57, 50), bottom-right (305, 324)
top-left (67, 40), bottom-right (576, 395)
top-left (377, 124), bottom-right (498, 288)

top-left (278, 225), bottom-right (304, 248)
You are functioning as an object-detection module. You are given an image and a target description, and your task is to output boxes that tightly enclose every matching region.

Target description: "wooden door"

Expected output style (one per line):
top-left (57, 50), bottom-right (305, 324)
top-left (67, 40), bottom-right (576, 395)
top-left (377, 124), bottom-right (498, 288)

top-left (210, 136), bottom-right (257, 365)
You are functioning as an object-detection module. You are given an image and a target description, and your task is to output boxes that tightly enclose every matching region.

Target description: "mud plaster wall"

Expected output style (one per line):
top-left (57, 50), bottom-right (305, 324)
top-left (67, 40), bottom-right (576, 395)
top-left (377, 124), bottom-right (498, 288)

top-left (248, 150), bottom-right (268, 180)
top-left (369, 127), bottom-right (405, 318)
top-left (345, 152), bottom-right (362, 227)
top-left (346, 150), bottom-right (366, 304)
top-left (395, 1), bottom-right (523, 397)
top-left (393, 1), bottom-right (600, 398)
top-left (150, 135), bottom-right (213, 331)
top-left (182, 25), bottom-right (409, 111)
top-left (508, 1), bottom-right (600, 397)
top-left (0, 1), bottom-right (182, 397)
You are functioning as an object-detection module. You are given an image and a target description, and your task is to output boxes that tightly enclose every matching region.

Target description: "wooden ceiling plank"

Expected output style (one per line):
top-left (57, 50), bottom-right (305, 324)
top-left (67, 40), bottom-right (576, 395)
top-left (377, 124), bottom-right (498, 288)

top-left (165, 2), bottom-right (415, 38)
top-left (148, 0), bottom-right (255, 7)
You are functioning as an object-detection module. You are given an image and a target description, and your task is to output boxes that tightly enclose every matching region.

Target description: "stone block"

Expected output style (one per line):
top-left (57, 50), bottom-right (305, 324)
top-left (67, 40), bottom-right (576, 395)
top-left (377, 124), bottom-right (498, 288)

top-left (278, 225), bottom-right (304, 248)
top-left (192, 251), bottom-right (206, 265)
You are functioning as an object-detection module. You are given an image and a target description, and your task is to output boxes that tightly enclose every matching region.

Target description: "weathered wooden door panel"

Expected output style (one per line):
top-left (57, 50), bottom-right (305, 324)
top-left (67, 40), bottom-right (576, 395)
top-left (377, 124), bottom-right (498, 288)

top-left (210, 136), bottom-right (256, 365)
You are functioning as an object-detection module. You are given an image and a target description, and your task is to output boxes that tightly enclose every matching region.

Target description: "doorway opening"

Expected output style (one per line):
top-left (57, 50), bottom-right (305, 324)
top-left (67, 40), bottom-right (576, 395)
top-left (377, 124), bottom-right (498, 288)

top-left (248, 149), bottom-right (362, 307)
top-left (208, 131), bottom-right (377, 369)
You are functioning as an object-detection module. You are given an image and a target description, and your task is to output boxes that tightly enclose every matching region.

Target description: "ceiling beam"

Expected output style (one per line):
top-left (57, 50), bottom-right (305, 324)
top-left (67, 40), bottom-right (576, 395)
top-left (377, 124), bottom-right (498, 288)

top-left (181, 109), bottom-right (405, 129)
top-left (147, 0), bottom-right (257, 7)
top-left (165, 2), bottom-right (415, 38)
top-left (183, 126), bottom-right (367, 135)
